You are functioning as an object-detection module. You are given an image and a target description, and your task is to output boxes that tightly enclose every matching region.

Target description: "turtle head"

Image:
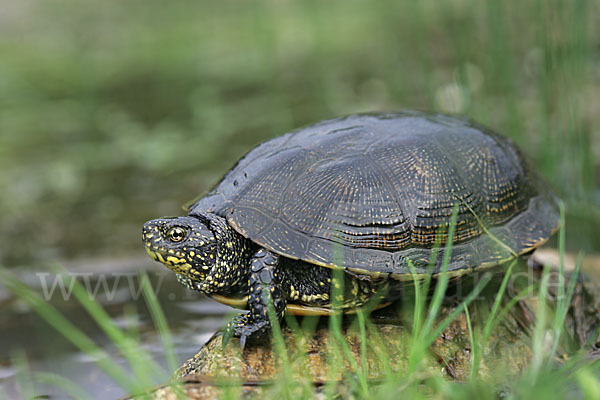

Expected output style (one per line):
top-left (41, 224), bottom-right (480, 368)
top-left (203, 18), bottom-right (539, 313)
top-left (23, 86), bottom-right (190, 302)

top-left (142, 216), bottom-right (217, 280)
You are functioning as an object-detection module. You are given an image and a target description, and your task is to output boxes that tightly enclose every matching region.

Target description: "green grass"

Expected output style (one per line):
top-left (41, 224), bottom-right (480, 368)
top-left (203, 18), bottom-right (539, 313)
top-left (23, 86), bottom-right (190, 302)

top-left (0, 266), bottom-right (182, 399)
top-left (255, 210), bottom-right (595, 399)
top-left (2, 203), bottom-right (597, 399)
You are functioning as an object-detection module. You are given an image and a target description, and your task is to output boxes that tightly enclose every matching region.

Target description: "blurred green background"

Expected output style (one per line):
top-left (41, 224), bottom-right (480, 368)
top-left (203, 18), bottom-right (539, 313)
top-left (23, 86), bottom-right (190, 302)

top-left (1, 0), bottom-right (598, 268)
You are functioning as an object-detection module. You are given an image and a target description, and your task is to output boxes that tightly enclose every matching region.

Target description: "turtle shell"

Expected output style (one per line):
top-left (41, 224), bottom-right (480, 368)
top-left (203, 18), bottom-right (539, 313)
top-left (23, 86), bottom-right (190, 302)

top-left (190, 111), bottom-right (559, 278)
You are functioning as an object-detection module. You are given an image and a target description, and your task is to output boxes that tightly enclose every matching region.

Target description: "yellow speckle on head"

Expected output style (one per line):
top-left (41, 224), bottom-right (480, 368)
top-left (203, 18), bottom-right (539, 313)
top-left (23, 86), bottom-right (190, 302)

top-left (173, 264), bottom-right (191, 273)
top-left (166, 256), bottom-right (186, 265)
top-left (190, 251), bottom-right (195, 257)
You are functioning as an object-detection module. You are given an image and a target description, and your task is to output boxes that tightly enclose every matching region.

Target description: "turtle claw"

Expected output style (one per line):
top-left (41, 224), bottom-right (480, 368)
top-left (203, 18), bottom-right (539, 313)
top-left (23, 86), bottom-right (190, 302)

top-left (223, 329), bottom-right (249, 352)
top-left (222, 313), bottom-right (248, 349)
top-left (235, 321), bottom-right (270, 342)
top-left (223, 313), bottom-right (271, 350)
top-left (239, 334), bottom-right (248, 351)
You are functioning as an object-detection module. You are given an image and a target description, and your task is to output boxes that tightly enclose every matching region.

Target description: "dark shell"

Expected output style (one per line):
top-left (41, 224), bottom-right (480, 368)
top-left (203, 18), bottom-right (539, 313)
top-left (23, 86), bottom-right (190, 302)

top-left (190, 111), bottom-right (559, 277)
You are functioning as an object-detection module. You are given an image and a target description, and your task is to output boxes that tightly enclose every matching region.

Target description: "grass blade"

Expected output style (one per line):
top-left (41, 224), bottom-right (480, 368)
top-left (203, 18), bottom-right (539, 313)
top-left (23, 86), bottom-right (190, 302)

top-left (140, 271), bottom-right (178, 373)
top-left (0, 267), bottom-right (140, 393)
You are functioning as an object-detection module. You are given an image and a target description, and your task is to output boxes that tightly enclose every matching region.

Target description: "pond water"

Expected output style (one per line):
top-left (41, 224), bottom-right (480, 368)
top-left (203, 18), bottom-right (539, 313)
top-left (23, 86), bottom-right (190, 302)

top-left (0, 257), bottom-right (232, 399)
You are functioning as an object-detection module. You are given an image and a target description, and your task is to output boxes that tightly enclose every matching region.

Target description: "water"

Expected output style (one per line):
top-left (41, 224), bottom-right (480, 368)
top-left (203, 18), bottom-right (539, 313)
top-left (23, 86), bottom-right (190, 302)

top-left (0, 257), bottom-right (232, 399)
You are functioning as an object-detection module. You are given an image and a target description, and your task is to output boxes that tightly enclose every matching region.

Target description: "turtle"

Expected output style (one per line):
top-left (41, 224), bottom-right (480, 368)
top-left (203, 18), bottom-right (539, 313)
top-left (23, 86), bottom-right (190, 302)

top-left (142, 111), bottom-right (560, 346)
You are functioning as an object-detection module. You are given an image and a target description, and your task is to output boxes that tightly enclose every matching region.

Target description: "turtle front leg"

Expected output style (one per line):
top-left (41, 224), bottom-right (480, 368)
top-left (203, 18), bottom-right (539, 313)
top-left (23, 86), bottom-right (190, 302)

top-left (228, 248), bottom-right (286, 348)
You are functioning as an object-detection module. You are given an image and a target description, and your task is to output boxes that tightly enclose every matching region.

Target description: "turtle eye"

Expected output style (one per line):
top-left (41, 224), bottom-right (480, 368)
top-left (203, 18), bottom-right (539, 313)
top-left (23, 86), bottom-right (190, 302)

top-left (167, 227), bottom-right (186, 243)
